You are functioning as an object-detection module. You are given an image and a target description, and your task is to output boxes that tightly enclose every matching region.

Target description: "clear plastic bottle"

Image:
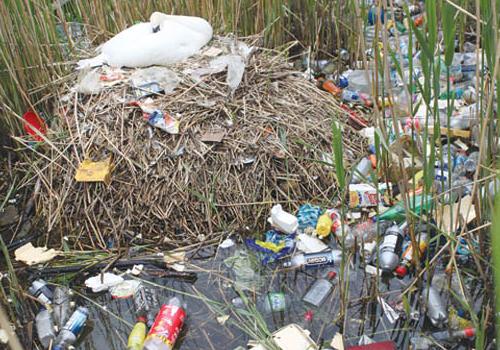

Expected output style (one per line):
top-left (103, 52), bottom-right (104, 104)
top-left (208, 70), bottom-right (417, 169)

top-left (258, 292), bottom-right (290, 313)
top-left (464, 151), bottom-right (479, 173)
top-left (282, 250), bottom-right (342, 269)
top-left (351, 157), bottom-right (373, 184)
top-left (134, 284), bottom-right (160, 327)
top-left (35, 308), bottom-right (56, 348)
top-left (143, 297), bottom-right (186, 350)
top-left (52, 286), bottom-right (71, 330)
top-left (422, 286), bottom-right (448, 328)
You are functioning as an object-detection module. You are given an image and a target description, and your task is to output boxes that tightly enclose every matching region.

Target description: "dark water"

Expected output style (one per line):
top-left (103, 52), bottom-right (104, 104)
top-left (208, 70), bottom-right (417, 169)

top-left (70, 243), bottom-right (477, 349)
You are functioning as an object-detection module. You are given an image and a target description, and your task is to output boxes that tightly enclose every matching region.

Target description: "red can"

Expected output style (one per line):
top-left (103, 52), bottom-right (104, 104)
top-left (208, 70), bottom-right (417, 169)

top-left (144, 298), bottom-right (186, 349)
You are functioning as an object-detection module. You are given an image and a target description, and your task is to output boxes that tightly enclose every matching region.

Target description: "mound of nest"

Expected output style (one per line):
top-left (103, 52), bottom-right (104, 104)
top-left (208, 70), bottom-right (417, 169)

top-left (31, 37), bottom-right (366, 249)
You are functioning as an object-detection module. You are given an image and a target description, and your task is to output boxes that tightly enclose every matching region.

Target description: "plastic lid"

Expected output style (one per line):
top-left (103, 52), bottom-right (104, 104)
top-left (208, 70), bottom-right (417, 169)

top-left (394, 265), bottom-right (408, 278)
top-left (464, 327), bottom-right (475, 338)
top-left (327, 271), bottom-right (337, 280)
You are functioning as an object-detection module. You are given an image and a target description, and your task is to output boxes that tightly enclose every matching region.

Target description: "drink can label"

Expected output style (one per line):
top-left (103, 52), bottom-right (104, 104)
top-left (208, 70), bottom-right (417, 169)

top-left (266, 293), bottom-right (286, 312)
top-left (146, 304), bottom-right (185, 347)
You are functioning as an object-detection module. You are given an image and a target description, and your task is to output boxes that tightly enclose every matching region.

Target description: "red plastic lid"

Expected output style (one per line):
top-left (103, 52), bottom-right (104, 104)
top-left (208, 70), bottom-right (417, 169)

top-left (327, 271), bottom-right (337, 280)
top-left (394, 265), bottom-right (408, 278)
top-left (463, 327), bottom-right (476, 338)
top-left (22, 111), bottom-right (46, 141)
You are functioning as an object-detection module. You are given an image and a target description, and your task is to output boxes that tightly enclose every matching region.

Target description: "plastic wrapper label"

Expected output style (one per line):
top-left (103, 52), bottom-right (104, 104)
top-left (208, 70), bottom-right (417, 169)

top-left (146, 304), bottom-right (186, 347)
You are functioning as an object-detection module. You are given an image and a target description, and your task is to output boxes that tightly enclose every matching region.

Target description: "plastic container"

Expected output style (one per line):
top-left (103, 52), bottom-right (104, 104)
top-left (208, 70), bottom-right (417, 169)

top-left (259, 292), bottom-right (290, 313)
top-left (52, 286), bottom-right (71, 330)
top-left (315, 212), bottom-right (333, 238)
top-left (302, 278), bottom-right (333, 307)
top-left (283, 250), bottom-right (342, 269)
top-left (134, 284), bottom-right (160, 327)
top-left (268, 204), bottom-right (298, 234)
top-left (128, 316), bottom-right (147, 350)
top-left (395, 231), bottom-right (428, 278)
top-left (143, 297), bottom-right (186, 350)
top-left (54, 307), bottom-right (89, 349)
top-left (35, 309), bottom-right (56, 348)
top-left (378, 223), bottom-right (405, 272)
top-left (351, 157), bottom-right (373, 184)
top-left (422, 286), bottom-right (448, 328)
top-left (377, 195), bottom-right (432, 222)
top-left (29, 279), bottom-right (53, 305)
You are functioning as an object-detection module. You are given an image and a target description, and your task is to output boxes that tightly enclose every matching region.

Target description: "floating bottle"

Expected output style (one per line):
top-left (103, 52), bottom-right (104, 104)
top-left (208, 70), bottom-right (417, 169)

top-left (315, 211), bottom-right (333, 238)
top-left (351, 157), bottom-right (373, 184)
top-left (302, 272), bottom-right (336, 307)
top-left (143, 297), bottom-right (186, 350)
top-left (52, 286), bottom-right (71, 330)
top-left (258, 292), bottom-right (290, 313)
top-left (377, 194), bottom-right (433, 222)
top-left (29, 279), bottom-right (53, 305)
top-left (395, 225), bottom-right (430, 278)
top-left (128, 316), bottom-right (147, 350)
top-left (35, 308), bottom-right (56, 348)
top-left (431, 327), bottom-right (475, 341)
top-left (378, 223), bottom-right (406, 272)
top-left (134, 284), bottom-right (160, 328)
top-left (423, 286), bottom-right (448, 328)
top-left (54, 307), bottom-right (89, 349)
top-left (283, 250), bottom-right (342, 269)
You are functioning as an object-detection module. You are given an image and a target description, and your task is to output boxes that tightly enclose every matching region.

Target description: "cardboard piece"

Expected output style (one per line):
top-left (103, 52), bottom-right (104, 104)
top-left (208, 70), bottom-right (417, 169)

top-left (75, 157), bottom-right (113, 185)
top-left (201, 130), bottom-right (226, 143)
top-left (436, 195), bottom-right (476, 233)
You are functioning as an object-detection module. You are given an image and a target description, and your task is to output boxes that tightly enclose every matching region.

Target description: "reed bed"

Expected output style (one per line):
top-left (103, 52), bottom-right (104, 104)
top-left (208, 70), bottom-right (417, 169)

top-left (18, 39), bottom-right (365, 249)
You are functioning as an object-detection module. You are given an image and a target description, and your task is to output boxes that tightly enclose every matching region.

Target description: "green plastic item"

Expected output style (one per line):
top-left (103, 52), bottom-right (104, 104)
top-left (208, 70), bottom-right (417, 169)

top-left (377, 194), bottom-right (433, 222)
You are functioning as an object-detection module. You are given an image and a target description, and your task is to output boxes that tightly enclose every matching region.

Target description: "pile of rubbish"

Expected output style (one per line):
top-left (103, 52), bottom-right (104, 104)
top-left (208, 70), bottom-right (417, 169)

top-left (2, 2), bottom-right (498, 349)
top-left (26, 35), bottom-right (365, 248)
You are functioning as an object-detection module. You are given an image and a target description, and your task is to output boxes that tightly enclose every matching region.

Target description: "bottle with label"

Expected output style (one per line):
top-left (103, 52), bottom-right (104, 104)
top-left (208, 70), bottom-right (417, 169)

top-left (128, 316), bottom-right (147, 350)
top-left (377, 223), bottom-right (406, 272)
top-left (35, 308), bottom-right (56, 348)
top-left (282, 250), bottom-right (342, 269)
top-left (377, 194), bottom-right (433, 222)
top-left (29, 279), bottom-right (53, 305)
top-left (143, 297), bottom-right (186, 350)
top-left (395, 224), bottom-right (431, 278)
top-left (54, 306), bottom-right (89, 349)
top-left (134, 284), bottom-right (160, 327)
top-left (258, 292), bottom-right (290, 313)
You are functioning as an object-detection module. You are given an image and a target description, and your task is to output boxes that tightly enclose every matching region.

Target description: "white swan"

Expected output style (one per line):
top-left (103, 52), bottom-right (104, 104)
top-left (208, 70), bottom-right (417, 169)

top-left (78, 12), bottom-right (213, 69)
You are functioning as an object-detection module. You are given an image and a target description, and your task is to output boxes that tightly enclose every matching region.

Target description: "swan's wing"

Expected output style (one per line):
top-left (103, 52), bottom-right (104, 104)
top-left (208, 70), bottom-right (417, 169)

top-left (101, 22), bottom-right (152, 52)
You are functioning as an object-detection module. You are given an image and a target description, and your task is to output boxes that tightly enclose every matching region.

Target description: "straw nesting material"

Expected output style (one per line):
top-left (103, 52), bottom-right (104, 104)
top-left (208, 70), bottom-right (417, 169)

top-left (33, 38), bottom-right (367, 249)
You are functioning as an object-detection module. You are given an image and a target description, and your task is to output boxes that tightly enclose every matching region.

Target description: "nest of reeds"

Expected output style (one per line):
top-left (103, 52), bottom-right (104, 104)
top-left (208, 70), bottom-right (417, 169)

top-left (28, 37), bottom-right (367, 249)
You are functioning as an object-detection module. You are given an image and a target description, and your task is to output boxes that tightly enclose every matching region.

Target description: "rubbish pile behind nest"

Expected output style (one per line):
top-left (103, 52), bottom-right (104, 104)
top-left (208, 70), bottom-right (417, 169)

top-left (30, 37), bottom-right (366, 249)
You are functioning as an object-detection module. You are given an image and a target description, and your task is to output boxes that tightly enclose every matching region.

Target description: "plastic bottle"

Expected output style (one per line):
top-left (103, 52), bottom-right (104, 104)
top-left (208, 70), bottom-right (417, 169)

top-left (259, 292), bottom-right (290, 313)
top-left (282, 250), bottom-right (342, 269)
top-left (377, 194), bottom-right (433, 222)
top-left (316, 211), bottom-right (333, 238)
top-left (378, 223), bottom-right (406, 272)
top-left (395, 232), bottom-right (428, 278)
top-left (268, 204), bottom-right (298, 234)
top-left (52, 286), bottom-right (71, 330)
top-left (431, 327), bottom-right (475, 341)
top-left (464, 151), bottom-right (479, 173)
top-left (351, 157), bottom-right (373, 184)
top-left (29, 279), bottom-right (53, 305)
top-left (36, 308), bottom-right (56, 348)
top-left (134, 284), bottom-right (160, 328)
top-left (341, 89), bottom-right (360, 103)
top-left (422, 286), bottom-right (448, 328)
top-left (321, 79), bottom-right (342, 96)
top-left (302, 274), bottom-right (335, 307)
top-left (54, 306), bottom-right (89, 349)
top-left (128, 316), bottom-right (147, 350)
top-left (143, 297), bottom-right (186, 350)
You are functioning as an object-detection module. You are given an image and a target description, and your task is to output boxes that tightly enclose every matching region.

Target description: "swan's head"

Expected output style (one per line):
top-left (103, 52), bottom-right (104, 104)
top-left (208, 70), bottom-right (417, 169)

top-left (150, 12), bottom-right (169, 33)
